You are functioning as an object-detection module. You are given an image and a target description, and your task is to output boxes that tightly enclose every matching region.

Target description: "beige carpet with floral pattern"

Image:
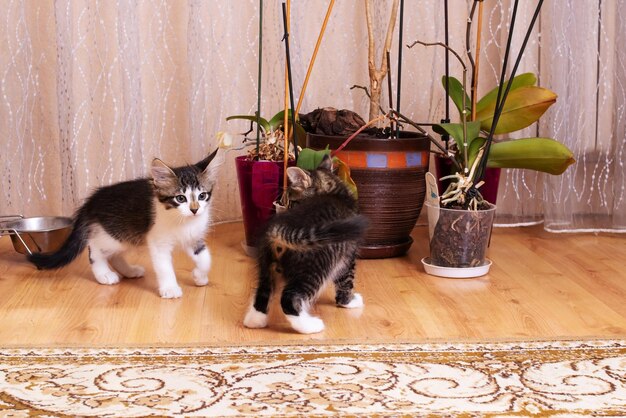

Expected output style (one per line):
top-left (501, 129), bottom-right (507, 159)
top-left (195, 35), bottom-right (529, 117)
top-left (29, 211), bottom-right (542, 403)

top-left (1, 340), bottom-right (625, 417)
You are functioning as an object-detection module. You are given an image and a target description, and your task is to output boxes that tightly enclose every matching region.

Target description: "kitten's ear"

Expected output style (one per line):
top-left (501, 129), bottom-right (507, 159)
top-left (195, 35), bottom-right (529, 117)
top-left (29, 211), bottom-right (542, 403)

top-left (196, 149), bottom-right (221, 187)
top-left (287, 167), bottom-right (312, 191)
top-left (318, 154), bottom-right (333, 172)
top-left (196, 148), bottom-right (219, 173)
top-left (151, 158), bottom-right (177, 189)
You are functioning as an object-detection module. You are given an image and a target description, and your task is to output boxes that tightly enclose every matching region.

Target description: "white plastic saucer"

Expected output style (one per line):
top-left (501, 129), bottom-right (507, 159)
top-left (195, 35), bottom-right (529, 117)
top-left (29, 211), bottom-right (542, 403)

top-left (421, 257), bottom-right (492, 278)
top-left (241, 242), bottom-right (258, 258)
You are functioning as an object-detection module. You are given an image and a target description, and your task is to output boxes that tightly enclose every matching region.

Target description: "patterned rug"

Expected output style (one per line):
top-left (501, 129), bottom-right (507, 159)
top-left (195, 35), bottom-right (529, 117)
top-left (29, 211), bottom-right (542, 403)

top-left (1, 340), bottom-right (625, 417)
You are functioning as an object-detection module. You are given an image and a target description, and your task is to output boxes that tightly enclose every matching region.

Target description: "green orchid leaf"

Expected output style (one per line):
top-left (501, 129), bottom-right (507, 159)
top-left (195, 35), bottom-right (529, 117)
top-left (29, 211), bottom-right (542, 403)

top-left (296, 147), bottom-right (331, 170)
top-left (435, 121), bottom-right (482, 152)
top-left (293, 121), bottom-right (307, 149)
top-left (268, 109), bottom-right (298, 130)
top-left (226, 114), bottom-right (270, 132)
top-left (442, 76), bottom-right (470, 119)
top-left (268, 110), bottom-right (286, 130)
top-left (467, 137), bottom-right (487, 169)
top-left (432, 124), bottom-right (447, 136)
top-left (476, 86), bottom-right (557, 135)
top-left (475, 73), bottom-right (537, 114)
top-left (434, 123), bottom-right (464, 151)
top-left (487, 137), bottom-right (575, 175)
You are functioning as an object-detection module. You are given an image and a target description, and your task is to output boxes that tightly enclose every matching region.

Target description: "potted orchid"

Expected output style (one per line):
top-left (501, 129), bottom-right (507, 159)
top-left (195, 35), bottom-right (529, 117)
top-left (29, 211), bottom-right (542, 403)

top-left (222, 110), bottom-right (301, 254)
top-left (399, 1), bottom-right (575, 276)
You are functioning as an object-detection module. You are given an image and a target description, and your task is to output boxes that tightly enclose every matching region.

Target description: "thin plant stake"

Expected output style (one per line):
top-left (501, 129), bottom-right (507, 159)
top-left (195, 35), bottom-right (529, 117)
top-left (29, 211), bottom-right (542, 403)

top-left (475, 0), bottom-right (545, 183)
top-left (255, 0), bottom-right (263, 158)
top-left (395, 0), bottom-right (404, 139)
top-left (294, 0), bottom-right (335, 117)
top-left (283, 3), bottom-right (298, 158)
top-left (442, 0), bottom-right (450, 150)
top-left (282, 1), bottom-right (291, 202)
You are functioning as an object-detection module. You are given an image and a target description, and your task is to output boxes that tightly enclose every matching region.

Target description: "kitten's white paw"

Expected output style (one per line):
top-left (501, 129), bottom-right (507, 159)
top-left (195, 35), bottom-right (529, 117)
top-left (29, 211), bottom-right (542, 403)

top-left (339, 292), bottom-right (364, 309)
top-left (125, 265), bottom-right (145, 278)
top-left (243, 306), bottom-right (268, 328)
top-left (192, 268), bottom-right (209, 286)
top-left (159, 285), bottom-right (183, 299)
top-left (286, 313), bottom-right (325, 334)
top-left (95, 271), bottom-right (120, 285)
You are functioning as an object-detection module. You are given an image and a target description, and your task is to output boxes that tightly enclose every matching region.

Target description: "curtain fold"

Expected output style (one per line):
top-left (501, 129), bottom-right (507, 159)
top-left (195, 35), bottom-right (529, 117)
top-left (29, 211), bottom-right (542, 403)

top-left (1, 1), bottom-right (624, 232)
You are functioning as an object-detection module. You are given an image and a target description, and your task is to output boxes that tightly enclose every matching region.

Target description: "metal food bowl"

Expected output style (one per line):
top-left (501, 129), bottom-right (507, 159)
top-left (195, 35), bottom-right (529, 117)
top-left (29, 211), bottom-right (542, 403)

top-left (0, 215), bottom-right (72, 255)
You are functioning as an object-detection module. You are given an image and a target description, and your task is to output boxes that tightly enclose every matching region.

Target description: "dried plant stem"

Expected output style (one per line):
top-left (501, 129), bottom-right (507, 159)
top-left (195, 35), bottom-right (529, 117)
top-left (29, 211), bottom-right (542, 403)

top-left (350, 84), bottom-right (372, 99)
top-left (407, 40), bottom-right (466, 73)
top-left (331, 113), bottom-right (388, 156)
top-left (365, 0), bottom-right (399, 120)
top-left (350, 85), bottom-right (386, 116)
top-left (465, 1), bottom-right (478, 104)
top-left (391, 110), bottom-right (462, 172)
top-left (386, 50), bottom-right (395, 137)
top-left (408, 40), bottom-right (469, 173)
top-left (471, 0), bottom-right (484, 121)
top-left (295, 0), bottom-right (335, 117)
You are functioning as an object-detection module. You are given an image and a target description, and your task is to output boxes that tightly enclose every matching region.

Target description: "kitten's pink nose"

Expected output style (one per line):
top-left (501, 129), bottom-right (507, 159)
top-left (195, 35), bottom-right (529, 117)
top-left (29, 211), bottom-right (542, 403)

top-left (190, 208), bottom-right (198, 214)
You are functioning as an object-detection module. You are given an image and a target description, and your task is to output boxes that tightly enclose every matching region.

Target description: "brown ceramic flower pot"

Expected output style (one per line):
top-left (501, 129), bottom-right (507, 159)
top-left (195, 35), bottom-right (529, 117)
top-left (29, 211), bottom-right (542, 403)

top-left (307, 132), bottom-right (430, 258)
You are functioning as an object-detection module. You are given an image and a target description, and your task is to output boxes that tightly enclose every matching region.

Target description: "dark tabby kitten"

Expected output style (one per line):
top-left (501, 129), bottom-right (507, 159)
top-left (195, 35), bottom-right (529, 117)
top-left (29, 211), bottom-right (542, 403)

top-left (243, 154), bottom-right (368, 334)
top-left (28, 149), bottom-right (220, 299)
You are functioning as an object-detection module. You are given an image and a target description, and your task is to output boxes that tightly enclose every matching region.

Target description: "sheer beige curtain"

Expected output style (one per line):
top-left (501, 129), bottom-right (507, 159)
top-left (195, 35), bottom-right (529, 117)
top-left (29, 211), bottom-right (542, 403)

top-left (1, 1), bottom-right (624, 232)
top-left (492, 0), bottom-right (626, 232)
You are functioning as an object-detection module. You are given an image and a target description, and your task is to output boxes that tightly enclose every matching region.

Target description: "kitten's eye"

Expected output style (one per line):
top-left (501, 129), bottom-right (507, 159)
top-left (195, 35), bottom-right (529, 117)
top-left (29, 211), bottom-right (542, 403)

top-left (175, 195), bottom-right (187, 203)
top-left (198, 192), bottom-right (209, 201)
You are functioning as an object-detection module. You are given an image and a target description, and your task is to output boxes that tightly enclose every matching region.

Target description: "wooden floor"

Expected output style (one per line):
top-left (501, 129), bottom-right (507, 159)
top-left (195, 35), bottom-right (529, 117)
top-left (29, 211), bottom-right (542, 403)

top-left (0, 222), bottom-right (624, 347)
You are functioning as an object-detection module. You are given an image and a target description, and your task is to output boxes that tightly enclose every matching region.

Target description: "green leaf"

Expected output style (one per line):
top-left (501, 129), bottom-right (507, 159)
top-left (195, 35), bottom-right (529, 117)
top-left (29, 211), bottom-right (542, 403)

top-left (268, 109), bottom-right (298, 130)
top-left (226, 114), bottom-right (270, 132)
top-left (442, 76), bottom-right (470, 119)
top-left (487, 137), bottom-right (575, 175)
top-left (476, 86), bottom-right (557, 134)
top-left (467, 137), bottom-right (487, 169)
top-left (475, 73), bottom-right (537, 114)
top-left (435, 121), bottom-right (482, 152)
top-left (296, 147), bottom-right (331, 170)
top-left (293, 121), bottom-right (307, 149)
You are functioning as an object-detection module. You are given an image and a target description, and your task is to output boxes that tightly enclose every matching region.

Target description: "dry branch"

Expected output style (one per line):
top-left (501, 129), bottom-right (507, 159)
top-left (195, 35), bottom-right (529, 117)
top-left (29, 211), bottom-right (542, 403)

top-left (364, 0), bottom-right (399, 120)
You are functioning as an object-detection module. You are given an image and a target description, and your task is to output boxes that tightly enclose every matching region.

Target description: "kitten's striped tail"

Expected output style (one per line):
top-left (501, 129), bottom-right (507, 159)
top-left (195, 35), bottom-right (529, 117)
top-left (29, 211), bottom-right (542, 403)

top-left (269, 215), bottom-right (368, 251)
top-left (27, 216), bottom-right (88, 270)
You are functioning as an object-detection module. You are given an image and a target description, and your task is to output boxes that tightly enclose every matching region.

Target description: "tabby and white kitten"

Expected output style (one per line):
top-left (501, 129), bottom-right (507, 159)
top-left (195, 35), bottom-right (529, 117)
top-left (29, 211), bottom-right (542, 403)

top-left (28, 149), bottom-right (220, 299)
top-left (243, 155), bottom-right (368, 334)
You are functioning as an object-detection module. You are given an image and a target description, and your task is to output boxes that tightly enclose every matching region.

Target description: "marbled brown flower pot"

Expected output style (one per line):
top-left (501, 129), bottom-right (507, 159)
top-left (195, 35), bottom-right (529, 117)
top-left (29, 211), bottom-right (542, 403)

top-left (307, 132), bottom-right (430, 258)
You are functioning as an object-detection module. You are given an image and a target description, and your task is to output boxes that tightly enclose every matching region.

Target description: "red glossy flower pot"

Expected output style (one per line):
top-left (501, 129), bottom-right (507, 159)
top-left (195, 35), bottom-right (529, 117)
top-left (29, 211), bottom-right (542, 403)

top-left (235, 156), bottom-right (291, 251)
